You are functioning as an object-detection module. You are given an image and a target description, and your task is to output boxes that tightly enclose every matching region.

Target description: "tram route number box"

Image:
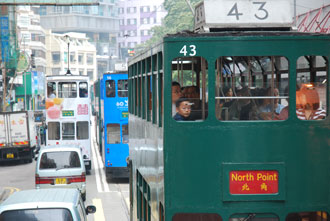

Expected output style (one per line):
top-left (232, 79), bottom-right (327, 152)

top-left (194, 0), bottom-right (293, 31)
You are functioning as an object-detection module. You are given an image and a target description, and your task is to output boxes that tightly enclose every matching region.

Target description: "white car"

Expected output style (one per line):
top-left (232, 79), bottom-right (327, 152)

top-left (35, 145), bottom-right (87, 201)
top-left (0, 189), bottom-right (95, 221)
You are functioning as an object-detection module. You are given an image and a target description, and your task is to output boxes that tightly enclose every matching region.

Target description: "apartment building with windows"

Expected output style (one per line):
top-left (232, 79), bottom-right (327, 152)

top-left (118, 0), bottom-right (167, 59)
top-left (39, 1), bottom-right (120, 76)
top-left (17, 6), bottom-right (47, 74)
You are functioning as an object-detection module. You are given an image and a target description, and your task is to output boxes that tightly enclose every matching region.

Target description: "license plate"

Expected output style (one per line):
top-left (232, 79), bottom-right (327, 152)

top-left (55, 178), bottom-right (67, 184)
top-left (6, 153), bottom-right (14, 159)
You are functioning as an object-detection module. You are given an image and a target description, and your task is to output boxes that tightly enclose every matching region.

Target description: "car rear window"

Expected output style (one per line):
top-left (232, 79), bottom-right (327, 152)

top-left (0, 208), bottom-right (73, 221)
top-left (39, 151), bottom-right (81, 169)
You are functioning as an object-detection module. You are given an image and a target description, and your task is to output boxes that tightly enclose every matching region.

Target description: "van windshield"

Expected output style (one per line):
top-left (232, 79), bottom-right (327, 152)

top-left (39, 151), bottom-right (81, 169)
top-left (0, 208), bottom-right (73, 221)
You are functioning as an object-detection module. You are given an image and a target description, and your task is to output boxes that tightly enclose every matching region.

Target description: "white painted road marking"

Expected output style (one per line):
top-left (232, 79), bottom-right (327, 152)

top-left (92, 198), bottom-right (105, 221)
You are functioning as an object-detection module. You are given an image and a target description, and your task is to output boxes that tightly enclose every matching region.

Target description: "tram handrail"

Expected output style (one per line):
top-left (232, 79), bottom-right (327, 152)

top-left (215, 96), bottom-right (289, 99)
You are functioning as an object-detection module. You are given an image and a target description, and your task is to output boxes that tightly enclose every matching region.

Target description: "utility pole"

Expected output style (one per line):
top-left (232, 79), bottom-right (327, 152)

top-left (2, 63), bottom-right (6, 111)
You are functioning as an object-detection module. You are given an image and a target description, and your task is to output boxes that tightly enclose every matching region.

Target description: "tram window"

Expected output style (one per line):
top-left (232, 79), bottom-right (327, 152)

top-left (286, 211), bottom-right (329, 221)
top-left (171, 57), bottom-right (208, 121)
top-left (122, 124), bottom-right (129, 144)
top-left (215, 56), bottom-right (289, 121)
top-left (48, 122), bottom-right (60, 140)
top-left (47, 82), bottom-right (56, 98)
top-left (107, 124), bottom-right (120, 144)
top-left (172, 213), bottom-right (222, 221)
top-left (76, 121), bottom-right (89, 140)
top-left (79, 82), bottom-right (88, 98)
top-left (62, 122), bottom-right (75, 140)
top-left (118, 80), bottom-right (128, 97)
top-left (296, 56), bottom-right (327, 120)
top-left (230, 213), bottom-right (278, 221)
top-left (58, 82), bottom-right (77, 98)
top-left (106, 80), bottom-right (116, 97)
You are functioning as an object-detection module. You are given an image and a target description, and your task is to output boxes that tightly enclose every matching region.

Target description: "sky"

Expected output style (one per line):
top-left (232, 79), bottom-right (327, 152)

top-left (294, 0), bottom-right (329, 15)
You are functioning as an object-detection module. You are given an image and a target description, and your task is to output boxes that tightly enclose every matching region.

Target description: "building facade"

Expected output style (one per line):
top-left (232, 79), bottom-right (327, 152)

top-left (39, 1), bottom-right (120, 77)
top-left (45, 31), bottom-right (97, 81)
top-left (117, 0), bottom-right (167, 60)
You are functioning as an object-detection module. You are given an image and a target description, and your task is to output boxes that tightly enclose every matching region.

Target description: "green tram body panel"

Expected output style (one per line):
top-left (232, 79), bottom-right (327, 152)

top-left (128, 32), bottom-right (330, 221)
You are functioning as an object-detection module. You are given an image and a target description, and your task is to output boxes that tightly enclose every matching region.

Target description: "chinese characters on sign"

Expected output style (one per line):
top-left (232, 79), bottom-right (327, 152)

top-left (229, 170), bottom-right (279, 194)
top-left (77, 104), bottom-right (88, 115)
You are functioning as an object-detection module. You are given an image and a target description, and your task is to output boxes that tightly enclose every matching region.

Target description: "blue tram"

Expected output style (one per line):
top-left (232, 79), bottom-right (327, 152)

top-left (99, 72), bottom-right (129, 179)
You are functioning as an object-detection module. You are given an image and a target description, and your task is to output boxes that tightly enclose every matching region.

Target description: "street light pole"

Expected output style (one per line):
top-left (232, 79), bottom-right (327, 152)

top-left (64, 35), bottom-right (71, 75)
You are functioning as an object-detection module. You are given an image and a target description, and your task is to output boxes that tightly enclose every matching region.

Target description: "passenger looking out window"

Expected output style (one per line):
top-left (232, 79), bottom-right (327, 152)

top-left (173, 98), bottom-right (192, 121)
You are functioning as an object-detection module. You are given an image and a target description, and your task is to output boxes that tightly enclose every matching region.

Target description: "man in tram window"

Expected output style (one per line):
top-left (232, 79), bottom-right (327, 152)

top-left (173, 98), bottom-right (192, 121)
top-left (296, 83), bottom-right (326, 120)
top-left (172, 81), bottom-right (182, 116)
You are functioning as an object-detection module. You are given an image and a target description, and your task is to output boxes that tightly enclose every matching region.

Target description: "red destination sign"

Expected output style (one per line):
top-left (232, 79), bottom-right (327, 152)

top-left (229, 170), bottom-right (278, 194)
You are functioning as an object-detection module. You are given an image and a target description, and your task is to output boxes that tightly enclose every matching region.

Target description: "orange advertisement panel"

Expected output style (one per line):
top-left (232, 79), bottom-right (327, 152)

top-left (229, 170), bottom-right (278, 194)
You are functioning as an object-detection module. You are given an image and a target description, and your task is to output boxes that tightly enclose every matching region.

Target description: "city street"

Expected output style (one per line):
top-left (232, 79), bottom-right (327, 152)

top-left (0, 133), bottom-right (130, 221)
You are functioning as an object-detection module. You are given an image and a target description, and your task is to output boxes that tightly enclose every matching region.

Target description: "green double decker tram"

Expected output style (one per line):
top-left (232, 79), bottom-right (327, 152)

top-left (128, 9), bottom-right (330, 221)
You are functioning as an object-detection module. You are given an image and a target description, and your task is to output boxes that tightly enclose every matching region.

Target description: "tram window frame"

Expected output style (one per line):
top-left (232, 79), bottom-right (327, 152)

top-left (58, 82), bottom-right (77, 98)
top-left (79, 82), bottom-right (88, 98)
top-left (171, 56), bottom-right (209, 122)
top-left (147, 75), bottom-right (152, 122)
top-left (47, 82), bottom-right (56, 98)
top-left (122, 124), bottom-right (129, 144)
top-left (76, 121), bottom-right (89, 140)
top-left (215, 56), bottom-right (289, 121)
top-left (48, 122), bottom-right (60, 140)
top-left (106, 123), bottom-right (121, 144)
top-left (296, 55), bottom-right (328, 121)
top-left (105, 80), bottom-right (116, 97)
top-left (118, 79), bottom-right (128, 97)
top-left (62, 122), bottom-right (75, 140)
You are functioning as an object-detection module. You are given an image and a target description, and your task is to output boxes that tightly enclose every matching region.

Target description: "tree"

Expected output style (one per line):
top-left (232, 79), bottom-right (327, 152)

top-left (136, 0), bottom-right (201, 51)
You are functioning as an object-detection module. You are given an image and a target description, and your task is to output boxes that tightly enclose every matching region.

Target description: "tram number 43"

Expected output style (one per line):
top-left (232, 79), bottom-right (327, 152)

top-left (228, 2), bottom-right (268, 20)
top-left (179, 45), bottom-right (196, 56)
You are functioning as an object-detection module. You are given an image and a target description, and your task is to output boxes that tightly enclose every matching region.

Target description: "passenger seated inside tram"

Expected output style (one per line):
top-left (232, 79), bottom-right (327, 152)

top-left (296, 83), bottom-right (326, 120)
top-left (173, 98), bottom-right (192, 121)
top-left (182, 86), bottom-right (203, 120)
top-left (218, 87), bottom-right (234, 120)
top-left (172, 82), bottom-right (182, 116)
top-left (258, 87), bottom-right (285, 120)
top-left (227, 86), bottom-right (258, 120)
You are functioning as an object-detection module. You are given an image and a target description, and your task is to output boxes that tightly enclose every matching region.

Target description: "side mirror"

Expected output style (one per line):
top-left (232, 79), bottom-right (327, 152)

top-left (35, 157), bottom-right (38, 161)
top-left (86, 205), bottom-right (96, 215)
top-left (83, 155), bottom-right (88, 160)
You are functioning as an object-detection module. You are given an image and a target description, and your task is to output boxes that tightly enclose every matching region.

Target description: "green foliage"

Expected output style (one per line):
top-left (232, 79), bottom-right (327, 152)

top-left (136, 0), bottom-right (201, 51)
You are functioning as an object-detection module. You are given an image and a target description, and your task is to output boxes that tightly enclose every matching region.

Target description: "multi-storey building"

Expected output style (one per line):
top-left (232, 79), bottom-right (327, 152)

top-left (39, 1), bottom-right (120, 77)
top-left (117, 0), bottom-right (167, 59)
top-left (16, 6), bottom-right (47, 74)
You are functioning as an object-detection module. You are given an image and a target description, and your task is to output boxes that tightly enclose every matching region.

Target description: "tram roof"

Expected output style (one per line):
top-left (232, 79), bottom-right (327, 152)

top-left (128, 31), bottom-right (330, 65)
top-left (46, 75), bottom-right (90, 81)
top-left (165, 30), bottom-right (330, 38)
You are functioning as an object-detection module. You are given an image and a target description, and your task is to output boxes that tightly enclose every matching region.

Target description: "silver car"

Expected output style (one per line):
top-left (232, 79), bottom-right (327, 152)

top-left (35, 145), bottom-right (87, 201)
top-left (0, 188), bottom-right (95, 221)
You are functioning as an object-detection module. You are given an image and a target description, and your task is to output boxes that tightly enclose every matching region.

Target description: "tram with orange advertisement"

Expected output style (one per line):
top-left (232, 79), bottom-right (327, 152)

top-left (45, 75), bottom-right (91, 172)
top-left (127, 0), bottom-right (330, 220)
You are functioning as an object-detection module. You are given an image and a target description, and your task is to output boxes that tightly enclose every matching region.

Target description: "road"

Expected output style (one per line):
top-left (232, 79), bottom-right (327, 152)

top-left (0, 133), bottom-right (130, 221)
